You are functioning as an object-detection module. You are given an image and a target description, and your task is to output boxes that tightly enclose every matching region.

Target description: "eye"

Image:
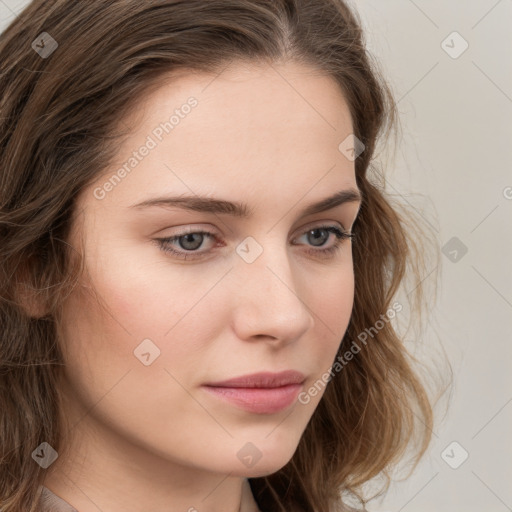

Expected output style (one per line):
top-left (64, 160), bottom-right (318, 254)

top-left (293, 225), bottom-right (353, 258)
top-left (154, 230), bottom-right (216, 260)
top-left (153, 224), bottom-right (354, 261)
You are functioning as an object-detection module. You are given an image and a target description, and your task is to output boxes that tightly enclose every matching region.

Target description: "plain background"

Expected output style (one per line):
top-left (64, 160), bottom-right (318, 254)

top-left (1, 1), bottom-right (511, 510)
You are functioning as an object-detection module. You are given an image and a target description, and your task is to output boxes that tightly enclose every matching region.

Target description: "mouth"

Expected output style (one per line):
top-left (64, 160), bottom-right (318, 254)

top-left (202, 370), bottom-right (306, 414)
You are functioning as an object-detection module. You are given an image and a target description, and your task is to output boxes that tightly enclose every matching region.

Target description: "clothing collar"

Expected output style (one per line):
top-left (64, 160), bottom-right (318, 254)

top-left (38, 478), bottom-right (262, 512)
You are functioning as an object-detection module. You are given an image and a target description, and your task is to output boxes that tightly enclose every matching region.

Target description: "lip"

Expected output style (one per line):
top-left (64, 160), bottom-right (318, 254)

top-left (204, 370), bottom-right (306, 388)
top-left (202, 371), bottom-right (306, 414)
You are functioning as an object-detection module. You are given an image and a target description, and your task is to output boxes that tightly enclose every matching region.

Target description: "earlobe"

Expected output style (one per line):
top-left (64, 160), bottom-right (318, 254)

top-left (14, 265), bottom-right (51, 319)
top-left (15, 281), bottom-right (49, 319)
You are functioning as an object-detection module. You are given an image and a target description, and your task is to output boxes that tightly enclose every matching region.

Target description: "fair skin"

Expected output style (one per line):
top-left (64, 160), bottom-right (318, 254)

top-left (42, 59), bottom-right (361, 512)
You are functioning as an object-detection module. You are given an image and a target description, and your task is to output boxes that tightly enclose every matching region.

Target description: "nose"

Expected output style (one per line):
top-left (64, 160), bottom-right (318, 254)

top-left (229, 244), bottom-right (315, 345)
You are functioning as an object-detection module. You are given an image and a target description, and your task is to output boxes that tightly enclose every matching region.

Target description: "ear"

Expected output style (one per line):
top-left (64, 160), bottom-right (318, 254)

top-left (14, 260), bottom-right (51, 319)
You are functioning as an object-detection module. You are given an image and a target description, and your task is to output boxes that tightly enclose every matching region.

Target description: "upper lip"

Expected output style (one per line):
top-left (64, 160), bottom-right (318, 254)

top-left (204, 370), bottom-right (306, 388)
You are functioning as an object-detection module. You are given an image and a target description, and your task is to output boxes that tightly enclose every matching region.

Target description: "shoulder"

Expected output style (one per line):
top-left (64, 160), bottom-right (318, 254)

top-left (37, 486), bottom-right (78, 512)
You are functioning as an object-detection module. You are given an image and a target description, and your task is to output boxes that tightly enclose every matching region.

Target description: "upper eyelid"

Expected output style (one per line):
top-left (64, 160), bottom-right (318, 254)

top-left (158, 219), bottom-right (350, 238)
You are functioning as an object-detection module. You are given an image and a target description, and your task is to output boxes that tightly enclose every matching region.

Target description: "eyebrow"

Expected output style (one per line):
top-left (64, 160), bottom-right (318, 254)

top-left (129, 188), bottom-right (362, 218)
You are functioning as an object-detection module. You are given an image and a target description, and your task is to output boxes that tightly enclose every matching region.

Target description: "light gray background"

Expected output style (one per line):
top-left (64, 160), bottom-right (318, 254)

top-left (1, 1), bottom-right (511, 511)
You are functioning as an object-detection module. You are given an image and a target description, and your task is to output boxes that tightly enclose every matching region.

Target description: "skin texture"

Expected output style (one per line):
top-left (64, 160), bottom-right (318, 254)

top-left (42, 60), bottom-right (362, 512)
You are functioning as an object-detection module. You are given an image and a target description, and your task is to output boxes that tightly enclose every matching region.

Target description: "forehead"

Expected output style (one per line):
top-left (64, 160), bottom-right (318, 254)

top-left (84, 60), bottom-right (357, 213)
top-left (130, 60), bottom-right (353, 131)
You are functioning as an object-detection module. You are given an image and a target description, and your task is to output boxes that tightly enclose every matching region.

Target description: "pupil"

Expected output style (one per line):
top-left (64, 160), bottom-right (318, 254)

top-left (181, 233), bottom-right (202, 250)
top-left (309, 228), bottom-right (327, 247)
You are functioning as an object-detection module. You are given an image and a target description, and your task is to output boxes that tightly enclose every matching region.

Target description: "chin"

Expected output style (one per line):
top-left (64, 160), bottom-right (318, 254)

top-left (241, 445), bottom-right (298, 477)
top-left (243, 464), bottom-right (290, 479)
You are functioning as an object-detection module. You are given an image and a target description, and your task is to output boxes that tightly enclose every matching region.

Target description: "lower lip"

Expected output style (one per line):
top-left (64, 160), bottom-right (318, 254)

top-left (202, 383), bottom-right (303, 414)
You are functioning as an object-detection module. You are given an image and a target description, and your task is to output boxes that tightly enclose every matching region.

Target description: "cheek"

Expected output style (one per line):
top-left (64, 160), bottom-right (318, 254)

top-left (292, 269), bottom-right (354, 411)
top-left (318, 263), bottom-right (355, 323)
top-left (87, 240), bottom-right (212, 338)
top-left (57, 281), bottom-right (134, 380)
top-left (309, 266), bottom-right (354, 360)
top-left (55, 273), bottom-right (198, 433)
top-left (55, 243), bottom-right (162, 397)
top-left (61, 254), bottom-right (218, 385)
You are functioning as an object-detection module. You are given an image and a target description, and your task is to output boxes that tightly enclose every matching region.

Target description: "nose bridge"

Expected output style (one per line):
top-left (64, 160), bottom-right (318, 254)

top-left (230, 234), bottom-right (314, 340)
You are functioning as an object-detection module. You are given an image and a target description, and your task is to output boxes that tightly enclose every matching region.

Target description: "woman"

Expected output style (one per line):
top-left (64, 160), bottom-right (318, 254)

top-left (0, 1), bottom-right (442, 511)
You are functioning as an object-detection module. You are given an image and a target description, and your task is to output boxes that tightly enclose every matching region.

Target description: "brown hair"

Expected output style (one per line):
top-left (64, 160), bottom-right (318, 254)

top-left (0, 1), bottom-right (448, 511)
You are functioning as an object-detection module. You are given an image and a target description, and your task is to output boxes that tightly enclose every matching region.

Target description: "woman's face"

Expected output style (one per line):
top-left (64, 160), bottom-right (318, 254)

top-left (56, 60), bottom-right (361, 481)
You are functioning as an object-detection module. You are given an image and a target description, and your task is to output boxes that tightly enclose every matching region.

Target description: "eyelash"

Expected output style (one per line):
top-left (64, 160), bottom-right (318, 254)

top-left (153, 224), bottom-right (354, 261)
